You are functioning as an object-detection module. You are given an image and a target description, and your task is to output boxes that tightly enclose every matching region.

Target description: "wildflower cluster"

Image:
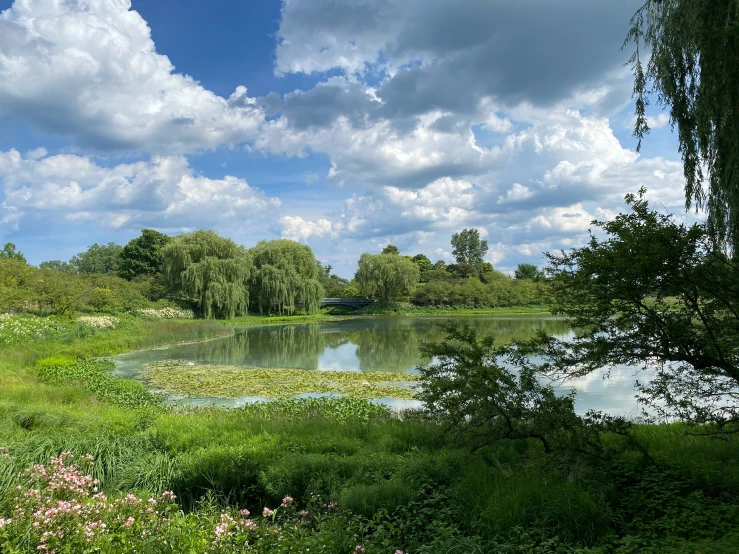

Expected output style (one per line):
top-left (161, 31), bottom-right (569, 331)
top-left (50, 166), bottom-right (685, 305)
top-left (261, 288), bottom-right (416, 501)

top-left (77, 316), bottom-right (119, 329)
top-left (0, 452), bottom-right (177, 553)
top-left (0, 314), bottom-right (66, 346)
top-left (137, 307), bottom-right (195, 319)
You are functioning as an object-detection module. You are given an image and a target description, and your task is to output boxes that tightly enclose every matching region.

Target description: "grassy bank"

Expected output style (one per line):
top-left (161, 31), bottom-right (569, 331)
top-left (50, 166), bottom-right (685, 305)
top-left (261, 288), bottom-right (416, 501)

top-left (1, 314), bottom-right (738, 553)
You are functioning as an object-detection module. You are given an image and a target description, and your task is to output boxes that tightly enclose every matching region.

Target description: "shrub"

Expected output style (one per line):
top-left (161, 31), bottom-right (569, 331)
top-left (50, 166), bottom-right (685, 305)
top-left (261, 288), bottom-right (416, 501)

top-left (138, 307), bottom-right (195, 319)
top-left (77, 315), bottom-right (120, 328)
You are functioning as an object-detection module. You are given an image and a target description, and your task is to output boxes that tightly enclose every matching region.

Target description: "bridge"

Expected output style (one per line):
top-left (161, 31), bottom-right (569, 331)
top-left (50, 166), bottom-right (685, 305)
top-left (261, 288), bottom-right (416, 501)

top-left (320, 297), bottom-right (374, 309)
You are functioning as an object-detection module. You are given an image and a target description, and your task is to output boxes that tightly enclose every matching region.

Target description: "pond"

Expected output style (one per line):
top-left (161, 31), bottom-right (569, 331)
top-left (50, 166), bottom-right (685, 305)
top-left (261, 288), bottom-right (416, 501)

top-left (113, 315), bottom-right (645, 416)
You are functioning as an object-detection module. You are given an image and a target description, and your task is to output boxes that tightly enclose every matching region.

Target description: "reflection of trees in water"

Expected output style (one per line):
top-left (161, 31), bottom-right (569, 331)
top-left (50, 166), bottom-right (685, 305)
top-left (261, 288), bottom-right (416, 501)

top-left (323, 317), bottom-right (571, 374)
top-left (344, 318), bottom-right (422, 373)
top-left (172, 317), bottom-right (571, 374)
top-left (187, 325), bottom-right (327, 370)
top-left (240, 325), bottom-right (327, 369)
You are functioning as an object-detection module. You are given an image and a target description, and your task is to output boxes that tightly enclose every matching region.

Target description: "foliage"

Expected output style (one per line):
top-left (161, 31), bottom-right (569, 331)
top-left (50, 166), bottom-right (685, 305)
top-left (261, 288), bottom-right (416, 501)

top-left (78, 315), bottom-right (120, 329)
top-left (411, 254), bottom-right (432, 274)
top-left (0, 243), bottom-right (26, 263)
top-left (118, 229), bottom-right (171, 280)
top-left (627, 0), bottom-right (739, 248)
top-left (450, 229), bottom-right (488, 267)
top-left (71, 242), bottom-right (124, 275)
top-left (162, 230), bottom-right (251, 319)
top-left (0, 259), bottom-right (36, 311)
top-left (37, 357), bottom-right (164, 409)
top-left (355, 253), bottom-right (420, 303)
top-left (416, 321), bottom-right (623, 455)
top-left (138, 307), bottom-right (195, 319)
top-left (249, 239), bottom-right (324, 315)
top-left (38, 259), bottom-right (75, 272)
top-left (141, 361), bottom-right (418, 399)
top-left (381, 245), bottom-right (400, 256)
top-left (37, 267), bottom-right (90, 314)
top-left (0, 314), bottom-right (68, 346)
top-left (543, 189), bottom-right (739, 428)
top-left (515, 263), bottom-right (545, 282)
top-left (411, 277), bottom-right (549, 308)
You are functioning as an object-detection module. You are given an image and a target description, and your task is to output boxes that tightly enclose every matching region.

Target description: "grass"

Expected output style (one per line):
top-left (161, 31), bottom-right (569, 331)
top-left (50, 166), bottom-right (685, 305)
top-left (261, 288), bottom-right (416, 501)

top-left (0, 312), bottom-right (738, 553)
top-left (140, 360), bottom-right (418, 399)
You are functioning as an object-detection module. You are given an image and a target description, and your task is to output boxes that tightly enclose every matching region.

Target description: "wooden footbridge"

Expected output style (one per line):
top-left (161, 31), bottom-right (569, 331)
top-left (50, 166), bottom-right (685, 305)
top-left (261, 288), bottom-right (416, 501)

top-left (320, 297), bottom-right (374, 309)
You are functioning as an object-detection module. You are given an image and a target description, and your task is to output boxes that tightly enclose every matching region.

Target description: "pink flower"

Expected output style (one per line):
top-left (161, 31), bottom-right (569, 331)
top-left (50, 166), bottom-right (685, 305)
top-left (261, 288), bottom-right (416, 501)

top-left (355, 547), bottom-right (366, 553)
top-left (280, 496), bottom-right (294, 507)
top-left (240, 509), bottom-right (250, 516)
top-left (262, 507), bottom-right (274, 517)
top-left (395, 551), bottom-right (405, 554)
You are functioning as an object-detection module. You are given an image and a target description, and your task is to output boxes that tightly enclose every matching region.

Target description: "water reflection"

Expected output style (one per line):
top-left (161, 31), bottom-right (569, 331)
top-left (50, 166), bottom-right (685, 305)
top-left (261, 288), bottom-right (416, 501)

top-left (112, 316), bottom-right (644, 416)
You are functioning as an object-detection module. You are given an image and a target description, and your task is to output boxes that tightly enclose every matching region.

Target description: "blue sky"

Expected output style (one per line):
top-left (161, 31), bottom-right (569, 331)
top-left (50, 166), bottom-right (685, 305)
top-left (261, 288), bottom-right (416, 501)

top-left (0, 0), bottom-right (689, 277)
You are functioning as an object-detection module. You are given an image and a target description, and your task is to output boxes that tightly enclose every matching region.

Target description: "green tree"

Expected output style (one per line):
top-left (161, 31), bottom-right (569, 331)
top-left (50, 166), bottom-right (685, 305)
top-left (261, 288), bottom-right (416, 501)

top-left (541, 189), bottom-right (739, 429)
top-left (39, 260), bottom-right (76, 273)
top-left (0, 242), bottom-right (26, 263)
top-left (451, 229), bottom-right (488, 267)
top-left (71, 242), bottom-right (123, 275)
top-left (412, 254), bottom-right (433, 273)
top-left (162, 230), bottom-right (251, 319)
top-left (118, 229), bottom-right (170, 280)
top-left (355, 252), bottom-right (420, 303)
top-left (37, 268), bottom-right (89, 314)
top-left (627, 0), bottom-right (739, 247)
top-left (433, 260), bottom-right (447, 270)
top-left (0, 259), bottom-right (36, 310)
top-left (515, 263), bottom-right (545, 281)
top-left (418, 322), bottom-right (621, 455)
top-left (382, 244), bottom-right (400, 255)
top-left (249, 239), bottom-right (324, 315)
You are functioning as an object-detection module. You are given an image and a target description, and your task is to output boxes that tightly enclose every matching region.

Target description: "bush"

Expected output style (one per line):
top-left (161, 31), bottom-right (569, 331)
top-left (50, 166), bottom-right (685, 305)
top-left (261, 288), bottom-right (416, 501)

top-left (138, 307), bottom-right (195, 319)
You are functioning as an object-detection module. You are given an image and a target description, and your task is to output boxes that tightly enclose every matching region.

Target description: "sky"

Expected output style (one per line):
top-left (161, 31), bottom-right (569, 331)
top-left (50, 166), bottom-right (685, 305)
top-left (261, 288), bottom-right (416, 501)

top-left (0, 0), bottom-right (692, 278)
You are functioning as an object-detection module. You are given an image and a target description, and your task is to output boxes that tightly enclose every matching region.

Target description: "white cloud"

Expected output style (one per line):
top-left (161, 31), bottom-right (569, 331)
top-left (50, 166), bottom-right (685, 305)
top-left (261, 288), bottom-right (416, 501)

top-left (647, 113), bottom-right (670, 129)
top-left (498, 183), bottom-right (533, 204)
top-left (0, 149), bottom-right (280, 229)
top-left (280, 216), bottom-right (335, 241)
top-left (529, 203), bottom-right (594, 234)
top-left (0, 0), bottom-right (263, 153)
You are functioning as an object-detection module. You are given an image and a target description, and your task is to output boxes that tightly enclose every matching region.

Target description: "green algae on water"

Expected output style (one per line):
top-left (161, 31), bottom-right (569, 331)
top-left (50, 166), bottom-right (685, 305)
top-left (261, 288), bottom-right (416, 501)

top-left (140, 360), bottom-right (418, 399)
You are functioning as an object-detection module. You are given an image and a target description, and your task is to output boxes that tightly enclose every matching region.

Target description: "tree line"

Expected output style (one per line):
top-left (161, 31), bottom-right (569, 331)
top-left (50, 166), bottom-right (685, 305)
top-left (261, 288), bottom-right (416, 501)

top-left (2, 226), bottom-right (549, 317)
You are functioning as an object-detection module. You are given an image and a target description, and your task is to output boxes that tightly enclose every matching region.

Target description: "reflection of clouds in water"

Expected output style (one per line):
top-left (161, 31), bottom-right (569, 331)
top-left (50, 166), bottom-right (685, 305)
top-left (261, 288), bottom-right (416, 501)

top-left (317, 343), bottom-right (360, 371)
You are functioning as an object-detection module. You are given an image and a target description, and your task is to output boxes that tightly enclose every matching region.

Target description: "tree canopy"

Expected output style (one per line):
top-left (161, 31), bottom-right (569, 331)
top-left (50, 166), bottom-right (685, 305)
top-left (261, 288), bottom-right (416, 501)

top-left (162, 230), bottom-right (251, 319)
top-left (249, 239), bottom-right (324, 315)
top-left (515, 263), bottom-right (545, 281)
top-left (39, 260), bottom-right (75, 273)
top-left (0, 243), bottom-right (26, 263)
top-left (627, 0), bottom-right (739, 248)
top-left (355, 252), bottom-right (420, 303)
top-left (71, 243), bottom-right (123, 275)
top-left (381, 245), bottom-right (400, 256)
top-left (540, 189), bottom-right (739, 429)
top-left (451, 229), bottom-right (488, 267)
top-left (118, 229), bottom-right (170, 280)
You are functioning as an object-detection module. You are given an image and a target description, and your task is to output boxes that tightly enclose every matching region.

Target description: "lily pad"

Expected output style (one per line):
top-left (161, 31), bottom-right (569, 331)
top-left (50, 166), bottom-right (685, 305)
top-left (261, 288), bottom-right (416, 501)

top-left (140, 360), bottom-right (418, 399)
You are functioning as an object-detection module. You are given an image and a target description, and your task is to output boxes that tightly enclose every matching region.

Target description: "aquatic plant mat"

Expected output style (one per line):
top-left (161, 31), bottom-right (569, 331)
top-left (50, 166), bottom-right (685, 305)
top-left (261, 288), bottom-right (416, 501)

top-left (140, 360), bottom-right (418, 399)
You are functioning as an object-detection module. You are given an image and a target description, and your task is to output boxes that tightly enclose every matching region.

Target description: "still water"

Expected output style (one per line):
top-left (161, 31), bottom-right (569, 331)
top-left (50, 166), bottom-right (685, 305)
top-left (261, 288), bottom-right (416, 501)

top-left (113, 316), bottom-right (644, 416)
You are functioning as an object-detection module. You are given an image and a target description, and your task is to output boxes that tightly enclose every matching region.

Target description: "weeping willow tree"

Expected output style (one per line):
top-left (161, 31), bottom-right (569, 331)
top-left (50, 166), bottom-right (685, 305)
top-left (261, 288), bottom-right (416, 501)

top-left (355, 252), bottom-right (420, 304)
top-left (249, 239), bottom-right (324, 315)
top-left (627, 0), bottom-right (739, 248)
top-left (161, 230), bottom-right (251, 319)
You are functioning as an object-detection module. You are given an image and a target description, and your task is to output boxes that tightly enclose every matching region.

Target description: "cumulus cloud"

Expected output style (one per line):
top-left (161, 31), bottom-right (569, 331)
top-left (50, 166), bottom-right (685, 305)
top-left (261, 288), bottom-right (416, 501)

top-left (0, 0), bottom-right (263, 153)
top-left (0, 149), bottom-right (280, 229)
